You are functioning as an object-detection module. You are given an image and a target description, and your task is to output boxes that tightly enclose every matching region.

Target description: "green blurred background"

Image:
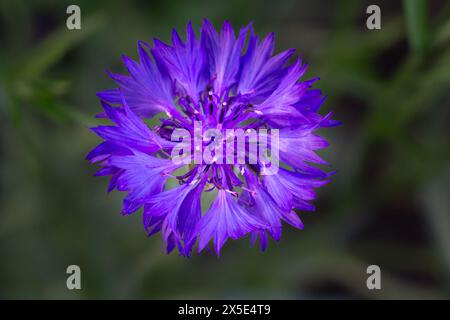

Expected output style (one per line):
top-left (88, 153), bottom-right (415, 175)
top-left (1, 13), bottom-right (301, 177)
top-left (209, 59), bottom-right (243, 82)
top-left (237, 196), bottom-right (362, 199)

top-left (1, 0), bottom-right (449, 299)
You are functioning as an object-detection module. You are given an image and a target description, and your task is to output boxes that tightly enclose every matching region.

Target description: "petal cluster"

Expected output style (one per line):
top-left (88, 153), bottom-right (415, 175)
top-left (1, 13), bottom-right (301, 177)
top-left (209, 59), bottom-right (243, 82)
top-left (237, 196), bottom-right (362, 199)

top-left (87, 19), bottom-right (338, 256)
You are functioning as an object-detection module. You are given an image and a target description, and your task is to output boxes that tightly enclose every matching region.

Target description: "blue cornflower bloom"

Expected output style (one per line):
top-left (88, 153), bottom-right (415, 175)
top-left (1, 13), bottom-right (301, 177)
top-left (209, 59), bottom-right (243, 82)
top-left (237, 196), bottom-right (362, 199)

top-left (87, 19), bottom-right (338, 256)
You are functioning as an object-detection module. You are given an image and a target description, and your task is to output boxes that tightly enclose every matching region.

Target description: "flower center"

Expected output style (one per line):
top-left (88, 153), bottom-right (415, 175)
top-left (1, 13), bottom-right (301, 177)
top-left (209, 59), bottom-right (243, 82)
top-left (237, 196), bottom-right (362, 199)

top-left (155, 88), bottom-right (265, 193)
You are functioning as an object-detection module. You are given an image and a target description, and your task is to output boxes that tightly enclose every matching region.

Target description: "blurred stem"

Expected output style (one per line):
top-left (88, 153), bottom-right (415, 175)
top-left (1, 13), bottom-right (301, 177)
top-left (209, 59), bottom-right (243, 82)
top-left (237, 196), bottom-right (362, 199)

top-left (14, 14), bottom-right (105, 81)
top-left (421, 173), bottom-right (450, 296)
top-left (403, 0), bottom-right (430, 58)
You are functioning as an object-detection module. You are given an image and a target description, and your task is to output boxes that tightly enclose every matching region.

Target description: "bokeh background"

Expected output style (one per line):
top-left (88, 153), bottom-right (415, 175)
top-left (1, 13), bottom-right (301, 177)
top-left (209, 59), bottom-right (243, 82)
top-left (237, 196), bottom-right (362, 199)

top-left (1, 0), bottom-right (449, 299)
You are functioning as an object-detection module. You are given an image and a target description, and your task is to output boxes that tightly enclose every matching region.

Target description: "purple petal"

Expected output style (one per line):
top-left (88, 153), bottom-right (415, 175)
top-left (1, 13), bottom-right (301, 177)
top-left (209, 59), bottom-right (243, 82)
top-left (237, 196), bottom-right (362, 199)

top-left (201, 19), bottom-right (249, 96)
top-left (109, 150), bottom-right (182, 214)
top-left (278, 125), bottom-right (330, 170)
top-left (197, 190), bottom-right (266, 256)
top-left (90, 101), bottom-right (173, 154)
top-left (101, 43), bottom-right (177, 118)
top-left (263, 167), bottom-right (329, 212)
top-left (151, 22), bottom-right (207, 103)
top-left (238, 29), bottom-right (295, 102)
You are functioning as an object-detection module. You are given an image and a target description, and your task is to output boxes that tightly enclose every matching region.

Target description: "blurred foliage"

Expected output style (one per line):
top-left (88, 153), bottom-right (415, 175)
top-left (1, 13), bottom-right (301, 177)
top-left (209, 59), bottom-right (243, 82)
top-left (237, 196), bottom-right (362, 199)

top-left (0, 0), bottom-right (449, 299)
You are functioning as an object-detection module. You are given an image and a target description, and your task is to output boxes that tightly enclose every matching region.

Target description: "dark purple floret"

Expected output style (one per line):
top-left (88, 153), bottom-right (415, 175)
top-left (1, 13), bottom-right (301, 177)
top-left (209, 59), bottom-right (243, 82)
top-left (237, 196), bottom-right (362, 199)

top-left (87, 19), bottom-right (339, 256)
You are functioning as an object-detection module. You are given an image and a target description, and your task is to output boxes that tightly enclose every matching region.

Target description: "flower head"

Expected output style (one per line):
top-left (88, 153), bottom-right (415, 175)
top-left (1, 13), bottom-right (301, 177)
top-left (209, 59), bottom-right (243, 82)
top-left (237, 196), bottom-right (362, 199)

top-left (87, 19), bottom-right (339, 256)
